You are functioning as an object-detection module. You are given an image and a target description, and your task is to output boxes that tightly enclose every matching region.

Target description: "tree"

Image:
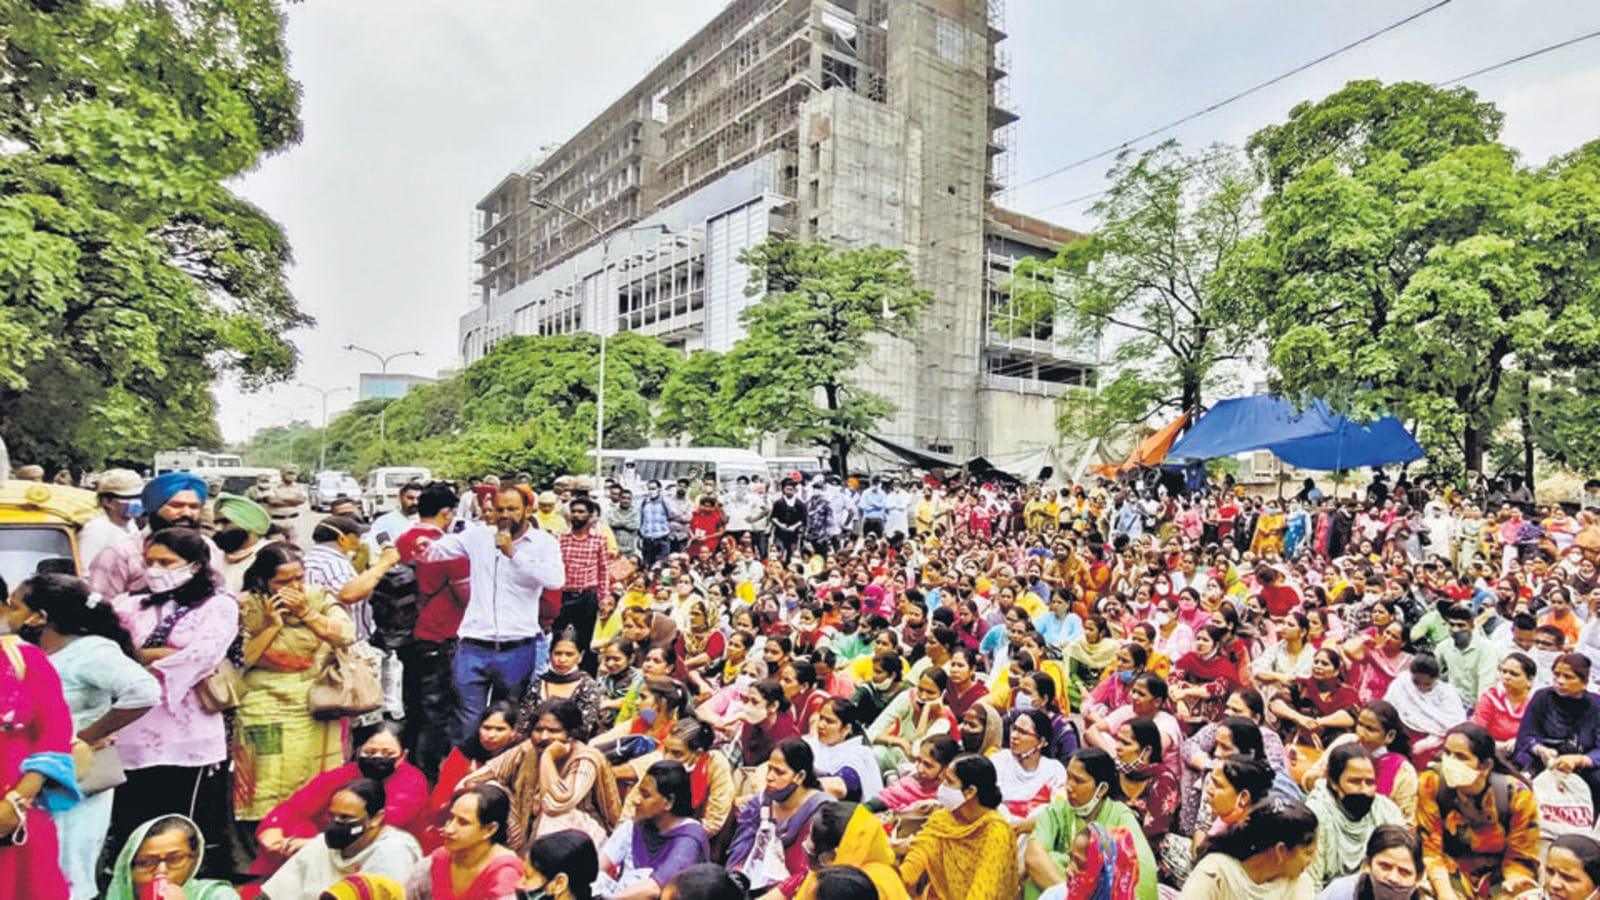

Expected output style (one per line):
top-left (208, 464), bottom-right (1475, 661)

top-left (0, 0), bottom-right (307, 471)
top-left (657, 350), bottom-right (752, 447)
top-left (1237, 80), bottom-right (1600, 476)
top-left (1010, 141), bottom-right (1260, 441)
top-left (722, 239), bottom-right (931, 474)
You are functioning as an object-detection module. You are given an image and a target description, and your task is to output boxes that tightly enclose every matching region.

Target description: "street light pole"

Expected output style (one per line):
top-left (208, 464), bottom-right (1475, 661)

top-left (297, 383), bottom-right (353, 471)
top-left (527, 191), bottom-right (669, 476)
top-left (341, 345), bottom-right (422, 445)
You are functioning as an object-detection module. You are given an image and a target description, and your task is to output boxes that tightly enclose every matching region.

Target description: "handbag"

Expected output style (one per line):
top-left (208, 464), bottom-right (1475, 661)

top-left (195, 660), bottom-right (247, 714)
top-left (77, 743), bottom-right (127, 795)
top-left (307, 648), bottom-right (383, 720)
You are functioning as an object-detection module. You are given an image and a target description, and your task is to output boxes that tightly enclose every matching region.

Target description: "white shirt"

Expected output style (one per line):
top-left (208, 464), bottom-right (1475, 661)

top-left (427, 522), bottom-right (564, 641)
top-left (259, 827), bottom-right (421, 900)
top-left (78, 514), bottom-right (137, 572)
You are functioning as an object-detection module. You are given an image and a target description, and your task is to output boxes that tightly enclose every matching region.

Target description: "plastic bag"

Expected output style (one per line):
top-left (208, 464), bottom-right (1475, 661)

top-left (1533, 769), bottom-right (1594, 841)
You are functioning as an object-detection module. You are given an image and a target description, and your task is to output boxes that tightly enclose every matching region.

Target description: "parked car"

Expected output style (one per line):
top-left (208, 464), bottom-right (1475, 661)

top-left (361, 466), bottom-right (431, 518)
top-left (310, 470), bottom-right (361, 511)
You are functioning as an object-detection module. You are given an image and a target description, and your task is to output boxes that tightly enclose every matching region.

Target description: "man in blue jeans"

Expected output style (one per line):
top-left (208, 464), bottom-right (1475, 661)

top-left (421, 484), bottom-right (565, 740)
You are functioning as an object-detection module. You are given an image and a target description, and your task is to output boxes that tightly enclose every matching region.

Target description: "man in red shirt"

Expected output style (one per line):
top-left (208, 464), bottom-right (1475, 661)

top-left (555, 497), bottom-right (610, 672)
top-left (395, 482), bottom-right (471, 778)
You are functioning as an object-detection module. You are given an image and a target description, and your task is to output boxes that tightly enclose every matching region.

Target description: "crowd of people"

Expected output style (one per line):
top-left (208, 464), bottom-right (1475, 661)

top-left (10, 462), bottom-right (1600, 900)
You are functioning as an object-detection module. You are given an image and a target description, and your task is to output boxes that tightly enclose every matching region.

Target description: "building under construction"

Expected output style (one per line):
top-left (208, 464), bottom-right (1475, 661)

top-left (460, 0), bottom-right (1098, 462)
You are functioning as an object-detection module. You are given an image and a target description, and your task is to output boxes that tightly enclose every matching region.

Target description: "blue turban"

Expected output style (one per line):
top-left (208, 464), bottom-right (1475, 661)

top-left (141, 472), bottom-right (208, 512)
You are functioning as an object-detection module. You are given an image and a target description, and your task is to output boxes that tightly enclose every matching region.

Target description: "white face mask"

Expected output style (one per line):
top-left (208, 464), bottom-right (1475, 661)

top-left (1014, 693), bottom-right (1034, 710)
top-left (146, 564), bottom-right (197, 595)
top-left (936, 783), bottom-right (967, 810)
top-left (1438, 756), bottom-right (1481, 789)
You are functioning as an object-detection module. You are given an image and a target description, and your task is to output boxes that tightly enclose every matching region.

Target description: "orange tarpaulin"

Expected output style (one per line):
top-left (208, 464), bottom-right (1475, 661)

top-left (1090, 414), bottom-right (1189, 478)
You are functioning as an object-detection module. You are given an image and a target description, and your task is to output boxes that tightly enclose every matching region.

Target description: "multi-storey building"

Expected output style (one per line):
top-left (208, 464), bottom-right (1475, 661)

top-left (460, 0), bottom-right (1097, 461)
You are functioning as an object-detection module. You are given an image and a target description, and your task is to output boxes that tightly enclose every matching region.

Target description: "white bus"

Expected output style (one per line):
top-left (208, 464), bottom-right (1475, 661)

top-left (601, 448), bottom-right (769, 492)
top-left (154, 449), bottom-right (244, 474)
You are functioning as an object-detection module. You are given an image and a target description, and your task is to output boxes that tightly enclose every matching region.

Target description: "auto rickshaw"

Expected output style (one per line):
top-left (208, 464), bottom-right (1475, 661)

top-left (0, 480), bottom-right (100, 590)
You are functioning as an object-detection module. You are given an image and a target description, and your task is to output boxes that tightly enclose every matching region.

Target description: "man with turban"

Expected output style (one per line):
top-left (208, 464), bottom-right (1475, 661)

top-left (213, 493), bottom-right (272, 591)
top-left (88, 471), bottom-right (226, 596)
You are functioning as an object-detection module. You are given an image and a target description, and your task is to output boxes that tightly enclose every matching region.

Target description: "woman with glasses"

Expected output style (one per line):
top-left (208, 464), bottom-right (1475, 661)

top-left (107, 814), bottom-right (240, 900)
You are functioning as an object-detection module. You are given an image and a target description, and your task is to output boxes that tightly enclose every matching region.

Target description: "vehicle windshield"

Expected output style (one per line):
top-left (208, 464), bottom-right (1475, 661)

top-left (0, 526), bottom-right (76, 590)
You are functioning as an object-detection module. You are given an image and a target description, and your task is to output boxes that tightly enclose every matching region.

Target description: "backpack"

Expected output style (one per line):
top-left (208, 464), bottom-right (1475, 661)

top-left (371, 564), bottom-right (462, 652)
top-left (1437, 772), bottom-right (1516, 860)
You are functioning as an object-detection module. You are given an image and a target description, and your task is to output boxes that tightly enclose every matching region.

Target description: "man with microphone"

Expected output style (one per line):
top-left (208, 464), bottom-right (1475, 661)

top-left (419, 484), bottom-right (564, 741)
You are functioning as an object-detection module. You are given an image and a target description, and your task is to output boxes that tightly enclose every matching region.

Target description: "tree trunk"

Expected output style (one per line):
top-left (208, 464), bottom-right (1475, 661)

top-left (823, 381), bottom-right (847, 476)
top-left (1181, 373), bottom-right (1202, 419)
top-left (1462, 424), bottom-right (1482, 476)
top-left (1521, 376), bottom-right (1536, 491)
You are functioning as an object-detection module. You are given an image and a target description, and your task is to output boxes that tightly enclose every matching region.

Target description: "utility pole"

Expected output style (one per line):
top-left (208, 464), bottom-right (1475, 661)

top-left (341, 345), bottom-right (422, 445)
top-left (297, 383), bottom-right (353, 471)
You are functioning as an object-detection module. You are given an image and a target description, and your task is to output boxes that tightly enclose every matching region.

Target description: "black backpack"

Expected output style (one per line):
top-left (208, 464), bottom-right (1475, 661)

top-left (370, 564), bottom-right (421, 651)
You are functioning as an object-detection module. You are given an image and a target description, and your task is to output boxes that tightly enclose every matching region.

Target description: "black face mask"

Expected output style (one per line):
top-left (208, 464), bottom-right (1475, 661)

top-left (1338, 791), bottom-right (1376, 821)
top-left (357, 755), bottom-right (398, 781)
top-left (324, 818), bottom-right (367, 850)
top-left (213, 528), bottom-right (251, 554)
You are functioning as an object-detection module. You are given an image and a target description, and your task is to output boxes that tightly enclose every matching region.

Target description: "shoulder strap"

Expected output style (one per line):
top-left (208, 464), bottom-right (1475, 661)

top-left (1439, 773), bottom-right (1514, 832)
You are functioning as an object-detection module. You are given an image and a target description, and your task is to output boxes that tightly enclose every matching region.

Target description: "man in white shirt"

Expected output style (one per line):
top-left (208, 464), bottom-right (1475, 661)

top-left (79, 468), bottom-right (143, 568)
top-left (423, 484), bottom-right (565, 738)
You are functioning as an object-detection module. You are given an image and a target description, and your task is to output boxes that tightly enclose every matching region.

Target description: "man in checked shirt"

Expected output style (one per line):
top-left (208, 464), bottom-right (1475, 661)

top-left (555, 496), bottom-right (610, 672)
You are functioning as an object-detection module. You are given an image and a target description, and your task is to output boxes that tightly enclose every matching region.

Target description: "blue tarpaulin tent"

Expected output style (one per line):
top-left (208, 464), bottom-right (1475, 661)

top-left (1165, 395), bottom-right (1423, 470)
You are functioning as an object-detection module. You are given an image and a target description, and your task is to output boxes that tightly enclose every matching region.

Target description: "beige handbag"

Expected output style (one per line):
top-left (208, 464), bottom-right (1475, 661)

top-left (195, 660), bottom-right (247, 714)
top-left (307, 648), bottom-right (383, 720)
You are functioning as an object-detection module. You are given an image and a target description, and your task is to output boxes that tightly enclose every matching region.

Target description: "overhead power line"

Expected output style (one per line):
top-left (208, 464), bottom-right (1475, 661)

top-left (1002, 0), bottom-right (1454, 196)
top-left (1023, 24), bottom-right (1600, 219)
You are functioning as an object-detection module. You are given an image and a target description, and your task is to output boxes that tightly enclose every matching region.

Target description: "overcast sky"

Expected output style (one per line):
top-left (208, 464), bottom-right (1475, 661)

top-left (219, 0), bottom-right (1600, 443)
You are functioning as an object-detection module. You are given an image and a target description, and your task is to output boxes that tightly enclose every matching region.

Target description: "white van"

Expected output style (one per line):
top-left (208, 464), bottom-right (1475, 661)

top-left (606, 448), bottom-right (768, 493)
top-left (361, 466), bottom-right (432, 518)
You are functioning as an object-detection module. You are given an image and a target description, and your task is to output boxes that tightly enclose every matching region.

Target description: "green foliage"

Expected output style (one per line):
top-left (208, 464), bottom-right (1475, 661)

top-left (1237, 80), bottom-right (1600, 475)
top-left (1011, 141), bottom-right (1260, 445)
top-left (696, 239), bottom-right (930, 473)
top-left (657, 350), bottom-right (752, 447)
top-left (0, 0), bottom-right (307, 471)
top-left (232, 420), bottom-right (320, 473)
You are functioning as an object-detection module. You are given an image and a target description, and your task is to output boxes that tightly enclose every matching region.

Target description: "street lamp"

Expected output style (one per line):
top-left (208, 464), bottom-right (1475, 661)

top-left (297, 383), bottom-right (353, 471)
top-left (342, 345), bottom-right (422, 445)
top-left (527, 190), bottom-right (670, 475)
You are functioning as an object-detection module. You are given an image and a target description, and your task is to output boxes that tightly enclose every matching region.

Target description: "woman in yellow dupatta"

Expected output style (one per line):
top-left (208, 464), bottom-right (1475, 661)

top-left (900, 753), bottom-right (1018, 900)
top-left (796, 803), bottom-right (909, 900)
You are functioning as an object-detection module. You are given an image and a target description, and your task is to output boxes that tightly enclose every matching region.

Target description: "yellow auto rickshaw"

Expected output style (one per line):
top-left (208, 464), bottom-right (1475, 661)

top-left (0, 480), bottom-right (100, 590)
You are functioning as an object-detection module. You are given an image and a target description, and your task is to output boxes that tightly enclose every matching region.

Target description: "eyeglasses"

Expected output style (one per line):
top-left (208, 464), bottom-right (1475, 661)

top-left (131, 851), bottom-right (195, 875)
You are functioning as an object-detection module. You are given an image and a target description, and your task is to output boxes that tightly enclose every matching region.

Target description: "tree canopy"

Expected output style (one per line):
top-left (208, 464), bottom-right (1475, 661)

top-left (0, 0), bottom-right (307, 472)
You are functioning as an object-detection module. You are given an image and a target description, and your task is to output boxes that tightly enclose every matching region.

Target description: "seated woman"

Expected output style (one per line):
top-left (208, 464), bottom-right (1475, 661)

top-left (603, 653), bottom-right (685, 745)
top-left (598, 638), bottom-right (642, 729)
top-left (405, 783), bottom-right (524, 900)
top-left (1181, 800), bottom-right (1318, 900)
top-left (1084, 673), bottom-right (1182, 777)
top-left (1112, 716), bottom-right (1179, 844)
top-left (846, 650), bottom-right (908, 725)
top-left (620, 718), bottom-right (735, 841)
top-left (316, 874), bottom-right (405, 900)
top-left (602, 677), bottom-right (693, 785)
top-left (942, 648), bottom-right (989, 719)
top-left (1024, 749), bottom-right (1159, 900)
top-left (1344, 618), bottom-right (1412, 703)
top-left (732, 678), bottom-right (802, 781)
top-left (727, 739), bottom-right (832, 899)
top-left (1318, 825), bottom-right (1424, 900)
top-left (520, 830), bottom-right (600, 900)
top-left (259, 778), bottom-right (423, 899)
top-left (679, 597), bottom-right (728, 699)
top-left (1382, 654), bottom-right (1466, 768)
top-left (1513, 652), bottom-right (1600, 798)
top-left (1080, 642), bottom-right (1148, 727)
top-left (779, 658), bottom-right (828, 735)
top-left (900, 754), bottom-right (1019, 900)
top-left (1270, 647), bottom-right (1361, 780)
top-left (423, 702), bottom-right (520, 853)
top-left (1300, 700), bottom-right (1420, 822)
top-left (1303, 745), bottom-right (1406, 891)
top-left (806, 696), bottom-right (884, 802)
top-left (464, 697), bottom-right (622, 851)
top-left (252, 721), bottom-right (428, 878)
top-left (1188, 721), bottom-right (1304, 846)
top-left (868, 669), bottom-right (957, 775)
top-left (597, 761), bottom-right (710, 900)
top-left (1182, 689), bottom-right (1289, 833)
top-left (1472, 652), bottom-right (1535, 755)
top-left (795, 801), bottom-right (909, 900)
top-left (1418, 723), bottom-right (1540, 900)
top-left (1540, 833), bottom-right (1600, 900)
top-left (990, 708), bottom-right (1068, 826)
top-left (1171, 626), bottom-right (1244, 732)
top-left (1062, 615), bottom-right (1119, 709)
top-left (108, 815), bottom-right (241, 900)
top-left (1009, 671), bottom-right (1078, 765)
top-left (521, 630), bottom-right (605, 740)
top-left (867, 734), bottom-right (960, 815)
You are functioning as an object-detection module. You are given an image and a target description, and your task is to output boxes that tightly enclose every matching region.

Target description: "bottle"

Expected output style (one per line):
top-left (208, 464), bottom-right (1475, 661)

top-left (141, 875), bottom-right (170, 900)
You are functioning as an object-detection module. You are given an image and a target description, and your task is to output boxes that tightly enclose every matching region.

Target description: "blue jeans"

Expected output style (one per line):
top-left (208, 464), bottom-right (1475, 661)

top-left (452, 635), bottom-right (541, 741)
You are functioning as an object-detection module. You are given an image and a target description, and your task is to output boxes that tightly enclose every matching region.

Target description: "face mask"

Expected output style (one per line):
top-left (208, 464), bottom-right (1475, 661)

top-left (1118, 670), bottom-right (1135, 684)
top-left (1337, 791), bottom-right (1376, 820)
top-left (1154, 612), bottom-right (1173, 627)
top-left (936, 783), bottom-right (967, 810)
top-left (213, 528), bottom-right (251, 554)
top-left (872, 677), bottom-right (893, 690)
top-left (637, 707), bottom-right (658, 726)
top-left (1438, 756), bottom-right (1481, 789)
top-left (766, 782), bottom-right (800, 804)
top-left (741, 705), bottom-right (768, 724)
top-left (145, 564), bottom-right (196, 595)
top-left (797, 620), bottom-right (818, 632)
top-left (1069, 785), bottom-right (1105, 816)
top-left (1014, 693), bottom-right (1034, 710)
top-left (733, 675), bottom-right (754, 691)
top-left (323, 819), bottom-right (367, 851)
top-left (1451, 630), bottom-right (1472, 648)
top-left (357, 754), bottom-right (398, 781)
top-left (1367, 877), bottom-right (1415, 900)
